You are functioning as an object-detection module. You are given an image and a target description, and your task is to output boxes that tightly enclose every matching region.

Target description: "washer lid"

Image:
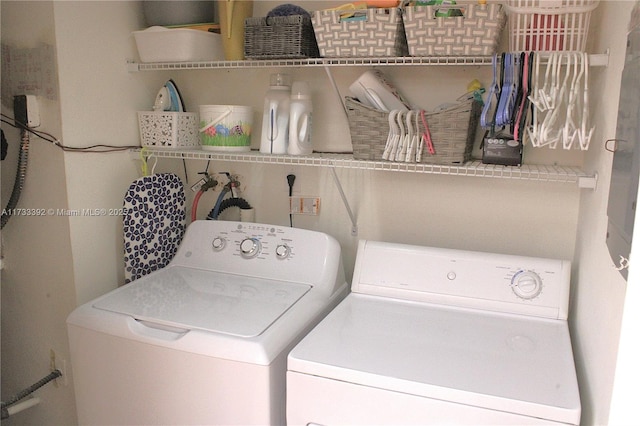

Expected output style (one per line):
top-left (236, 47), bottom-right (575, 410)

top-left (94, 266), bottom-right (311, 338)
top-left (288, 294), bottom-right (581, 425)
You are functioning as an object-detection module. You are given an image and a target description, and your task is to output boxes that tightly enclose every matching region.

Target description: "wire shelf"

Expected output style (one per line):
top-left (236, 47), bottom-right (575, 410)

top-left (132, 149), bottom-right (596, 188)
top-left (131, 56), bottom-right (493, 71)
top-left (129, 53), bottom-right (608, 71)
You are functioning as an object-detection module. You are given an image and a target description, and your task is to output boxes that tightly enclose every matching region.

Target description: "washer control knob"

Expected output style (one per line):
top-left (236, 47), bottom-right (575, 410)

top-left (275, 244), bottom-right (291, 259)
top-left (511, 270), bottom-right (543, 300)
top-left (240, 238), bottom-right (261, 258)
top-left (212, 236), bottom-right (226, 251)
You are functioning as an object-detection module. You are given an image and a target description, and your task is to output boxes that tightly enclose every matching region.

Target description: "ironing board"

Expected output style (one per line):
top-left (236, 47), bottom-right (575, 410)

top-left (123, 173), bottom-right (186, 283)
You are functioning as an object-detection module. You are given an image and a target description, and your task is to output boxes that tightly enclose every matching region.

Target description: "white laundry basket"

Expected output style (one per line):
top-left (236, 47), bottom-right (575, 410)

top-left (504, 0), bottom-right (599, 51)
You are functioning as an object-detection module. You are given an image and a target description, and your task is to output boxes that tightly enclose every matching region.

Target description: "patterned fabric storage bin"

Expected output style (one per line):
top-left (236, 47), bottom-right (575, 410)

top-left (312, 8), bottom-right (408, 57)
top-left (138, 112), bottom-right (199, 149)
top-left (346, 97), bottom-right (480, 164)
top-left (504, 0), bottom-right (599, 51)
top-left (244, 15), bottom-right (320, 59)
top-left (403, 2), bottom-right (506, 56)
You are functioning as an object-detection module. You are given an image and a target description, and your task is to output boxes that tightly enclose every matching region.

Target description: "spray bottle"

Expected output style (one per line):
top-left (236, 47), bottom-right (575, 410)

top-left (288, 81), bottom-right (313, 156)
top-left (260, 73), bottom-right (291, 154)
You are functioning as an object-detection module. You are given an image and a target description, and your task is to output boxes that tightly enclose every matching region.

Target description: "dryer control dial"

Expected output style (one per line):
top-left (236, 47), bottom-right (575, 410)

top-left (511, 270), bottom-right (543, 300)
top-left (240, 237), bottom-right (261, 258)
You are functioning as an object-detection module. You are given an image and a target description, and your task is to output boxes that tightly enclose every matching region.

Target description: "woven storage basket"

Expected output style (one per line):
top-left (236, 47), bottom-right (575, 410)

top-left (345, 97), bottom-right (480, 164)
top-left (312, 8), bottom-right (408, 57)
top-left (244, 15), bottom-right (319, 59)
top-left (504, 0), bottom-right (599, 51)
top-left (403, 3), bottom-right (506, 56)
top-left (138, 112), bottom-right (199, 149)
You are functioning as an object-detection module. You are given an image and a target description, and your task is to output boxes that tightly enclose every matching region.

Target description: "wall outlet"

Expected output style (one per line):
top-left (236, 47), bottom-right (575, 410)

top-left (290, 197), bottom-right (320, 215)
top-left (50, 349), bottom-right (68, 386)
top-left (14, 95), bottom-right (40, 128)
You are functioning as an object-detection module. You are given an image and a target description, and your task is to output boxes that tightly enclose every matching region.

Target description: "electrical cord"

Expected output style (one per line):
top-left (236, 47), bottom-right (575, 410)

top-left (287, 174), bottom-right (296, 227)
top-left (1, 113), bottom-right (138, 152)
top-left (1, 369), bottom-right (62, 420)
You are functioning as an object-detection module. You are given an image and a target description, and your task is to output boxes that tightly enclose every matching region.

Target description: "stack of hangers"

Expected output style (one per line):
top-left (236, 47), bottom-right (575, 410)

top-left (480, 51), bottom-right (594, 150)
top-left (381, 109), bottom-right (435, 163)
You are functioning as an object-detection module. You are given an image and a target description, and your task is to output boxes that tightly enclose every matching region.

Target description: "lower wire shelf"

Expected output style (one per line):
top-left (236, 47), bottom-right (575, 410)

top-left (131, 149), bottom-right (597, 189)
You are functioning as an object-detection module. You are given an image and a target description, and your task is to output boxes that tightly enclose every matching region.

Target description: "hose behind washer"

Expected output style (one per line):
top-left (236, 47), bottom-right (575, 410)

top-left (207, 197), bottom-right (252, 220)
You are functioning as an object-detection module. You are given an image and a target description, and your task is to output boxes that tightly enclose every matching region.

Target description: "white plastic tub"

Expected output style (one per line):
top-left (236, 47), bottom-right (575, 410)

top-left (134, 26), bottom-right (224, 63)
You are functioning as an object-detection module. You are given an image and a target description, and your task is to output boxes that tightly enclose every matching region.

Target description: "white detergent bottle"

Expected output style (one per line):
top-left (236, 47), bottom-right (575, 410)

top-left (288, 81), bottom-right (313, 156)
top-left (260, 73), bottom-right (291, 154)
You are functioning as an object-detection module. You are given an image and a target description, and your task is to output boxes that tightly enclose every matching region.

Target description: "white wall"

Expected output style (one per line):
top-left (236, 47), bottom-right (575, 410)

top-left (53, 1), bottom-right (160, 304)
top-left (570, 1), bottom-right (634, 424)
top-left (0, 2), bottom-right (77, 425)
top-left (1, 1), bottom-right (153, 424)
top-left (0, 0), bottom-right (634, 424)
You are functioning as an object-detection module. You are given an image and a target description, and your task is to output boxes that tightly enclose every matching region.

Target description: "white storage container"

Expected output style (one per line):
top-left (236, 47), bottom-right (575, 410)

top-left (133, 26), bottom-right (224, 62)
top-left (138, 111), bottom-right (200, 149)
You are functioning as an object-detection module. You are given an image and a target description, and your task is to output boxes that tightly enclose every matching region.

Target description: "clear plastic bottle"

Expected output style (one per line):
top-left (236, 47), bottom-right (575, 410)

top-left (288, 81), bottom-right (313, 156)
top-left (260, 73), bottom-right (291, 154)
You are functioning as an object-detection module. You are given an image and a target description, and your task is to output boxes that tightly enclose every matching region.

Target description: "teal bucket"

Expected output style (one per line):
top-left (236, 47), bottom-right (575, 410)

top-left (199, 105), bottom-right (252, 151)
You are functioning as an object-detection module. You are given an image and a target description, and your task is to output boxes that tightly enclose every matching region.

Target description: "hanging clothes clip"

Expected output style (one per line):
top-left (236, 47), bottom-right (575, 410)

top-left (139, 147), bottom-right (158, 177)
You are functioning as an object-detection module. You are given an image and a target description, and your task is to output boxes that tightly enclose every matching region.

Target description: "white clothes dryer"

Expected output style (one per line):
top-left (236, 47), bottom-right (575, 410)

top-left (67, 220), bottom-right (347, 425)
top-left (287, 240), bottom-right (581, 425)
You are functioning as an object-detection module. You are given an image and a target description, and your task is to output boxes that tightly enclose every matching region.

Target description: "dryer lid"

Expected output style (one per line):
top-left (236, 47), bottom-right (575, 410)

top-left (94, 266), bottom-right (310, 338)
top-left (288, 293), bottom-right (581, 425)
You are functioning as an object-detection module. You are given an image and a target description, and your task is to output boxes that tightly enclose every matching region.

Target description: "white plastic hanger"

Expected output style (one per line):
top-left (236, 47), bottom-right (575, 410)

top-left (391, 110), bottom-right (406, 161)
top-left (402, 110), bottom-right (416, 163)
top-left (563, 52), bottom-right (583, 149)
top-left (577, 52), bottom-right (595, 150)
top-left (539, 52), bottom-right (572, 148)
top-left (382, 110), bottom-right (400, 160)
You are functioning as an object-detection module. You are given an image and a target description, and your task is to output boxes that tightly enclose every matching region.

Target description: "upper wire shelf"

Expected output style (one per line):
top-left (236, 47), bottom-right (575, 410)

top-left (128, 53), bottom-right (608, 71)
top-left (130, 56), bottom-right (492, 71)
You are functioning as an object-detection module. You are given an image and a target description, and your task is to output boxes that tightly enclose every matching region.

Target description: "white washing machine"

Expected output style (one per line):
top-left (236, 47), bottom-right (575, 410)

top-left (67, 220), bottom-right (347, 425)
top-left (287, 240), bottom-right (581, 425)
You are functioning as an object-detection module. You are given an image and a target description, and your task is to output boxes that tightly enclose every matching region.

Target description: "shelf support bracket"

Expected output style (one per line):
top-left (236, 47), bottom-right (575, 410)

top-left (126, 61), bottom-right (140, 72)
top-left (329, 166), bottom-right (358, 236)
top-left (324, 66), bottom-right (348, 118)
top-left (578, 172), bottom-right (598, 190)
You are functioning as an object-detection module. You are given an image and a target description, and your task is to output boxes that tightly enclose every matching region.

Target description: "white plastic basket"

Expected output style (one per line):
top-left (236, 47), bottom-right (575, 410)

top-left (138, 111), bottom-right (199, 149)
top-left (504, 0), bottom-right (599, 51)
